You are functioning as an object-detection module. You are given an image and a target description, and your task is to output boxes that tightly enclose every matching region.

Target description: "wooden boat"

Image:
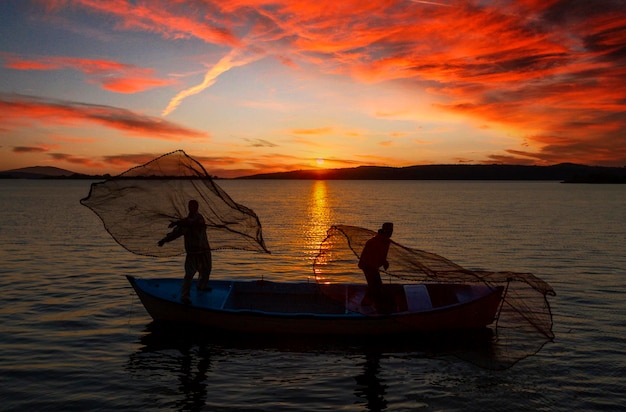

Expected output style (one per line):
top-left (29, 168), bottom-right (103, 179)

top-left (126, 275), bottom-right (504, 335)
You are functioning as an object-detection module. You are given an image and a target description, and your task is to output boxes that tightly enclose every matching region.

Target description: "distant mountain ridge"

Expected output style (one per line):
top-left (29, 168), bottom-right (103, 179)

top-left (0, 166), bottom-right (78, 178)
top-left (241, 163), bottom-right (626, 183)
top-left (1, 163), bottom-right (625, 182)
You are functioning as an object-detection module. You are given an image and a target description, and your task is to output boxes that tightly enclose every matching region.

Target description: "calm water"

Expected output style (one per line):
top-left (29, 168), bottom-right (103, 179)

top-left (1, 179), bottom-right (624, 411)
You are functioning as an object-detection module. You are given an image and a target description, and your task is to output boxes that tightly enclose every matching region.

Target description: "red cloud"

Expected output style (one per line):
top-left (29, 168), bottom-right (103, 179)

top-left (36, 1), bottom-right (626, 167)
top-left (99, 76), bottom-right (175, 94)
top-left (4, 57), bottom-right (58, 71)
top-left (1, 53), bottom-right (176, 94)
top-left (0, 94), bottom-right (209, 141)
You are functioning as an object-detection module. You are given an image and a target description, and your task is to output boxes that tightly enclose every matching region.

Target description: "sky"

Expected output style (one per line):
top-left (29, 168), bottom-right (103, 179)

top-left (0, 0), bottom-right (625, 178)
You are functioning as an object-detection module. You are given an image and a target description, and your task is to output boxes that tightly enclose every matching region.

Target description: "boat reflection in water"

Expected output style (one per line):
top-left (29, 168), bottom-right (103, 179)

top-left (126, 322), bottom-right (502, 411)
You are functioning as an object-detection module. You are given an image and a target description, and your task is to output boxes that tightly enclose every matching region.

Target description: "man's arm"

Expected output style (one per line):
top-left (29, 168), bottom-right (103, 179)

top-left (158, 225), bottom-right (184, 246)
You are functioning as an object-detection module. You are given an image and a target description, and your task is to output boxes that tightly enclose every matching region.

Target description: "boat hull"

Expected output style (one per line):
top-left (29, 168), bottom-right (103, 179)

top-left (126, 276), bottom-right (503, 335)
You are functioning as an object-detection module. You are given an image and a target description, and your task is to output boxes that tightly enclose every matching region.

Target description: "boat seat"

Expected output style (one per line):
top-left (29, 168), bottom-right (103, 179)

top-left (404, 285), bottom-right (433, 312)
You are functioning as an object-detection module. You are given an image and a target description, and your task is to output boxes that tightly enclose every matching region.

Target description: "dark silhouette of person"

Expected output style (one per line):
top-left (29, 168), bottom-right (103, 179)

top-left (358, 222), bottom-right (393, 311)
top-left (158, 200), bottom-right (212, 304)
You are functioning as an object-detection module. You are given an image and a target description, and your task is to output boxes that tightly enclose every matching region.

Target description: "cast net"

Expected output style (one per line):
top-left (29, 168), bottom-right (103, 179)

top-left (314, 225), bottom-right (556, 369)
top-left (80, 150), bottom-right (269, 257)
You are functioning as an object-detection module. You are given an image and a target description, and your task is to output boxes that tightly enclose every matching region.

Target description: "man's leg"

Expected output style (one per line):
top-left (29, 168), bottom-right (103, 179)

top-left (362, 268), bottom-right (383, 306)
top-left (197, 251), bottom-right (212, 290)
top-left (181, 254), bottom-right (196, 303)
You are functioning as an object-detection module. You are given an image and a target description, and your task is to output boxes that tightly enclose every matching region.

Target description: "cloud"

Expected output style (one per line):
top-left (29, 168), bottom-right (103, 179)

top-left (410, 1), bottom-right (451, 6)
top-left (101, 153), bottom-right (168, 169)
top-left (47, 152), bottom-right (106, 168)
top-left (506, 133), bottom-right (626, 167)
top-left (50, 151), bottom-right (206, 172)
top-left (1, 53), bottom-right (176, 94)
top-left (55, 0), bottom-right (241, 47)
top-left (35, 1), bottom-right (626, 166)
top-left (99, 76), bottom-right (175, 94)
top-left (95, 151), bottom-right (313, 178)
top-left (13, 146), bottom-right (49, 153)
top-left (0, 93), bottom-right (209, 141)
top-left (244, 138), bottom-right (278, 148)
top-left (290, 127), bottom-right (333, 135)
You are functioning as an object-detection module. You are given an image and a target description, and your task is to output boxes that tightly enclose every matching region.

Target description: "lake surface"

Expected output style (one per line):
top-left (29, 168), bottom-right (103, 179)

top-left (1, 179), bottom-right (624, 411)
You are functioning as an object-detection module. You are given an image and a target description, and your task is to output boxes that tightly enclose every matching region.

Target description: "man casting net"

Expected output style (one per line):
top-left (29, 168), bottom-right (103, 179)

top-left (314, 225), bottom-right (556, 369)
top-left (80, 150), bottom-right (269, 257)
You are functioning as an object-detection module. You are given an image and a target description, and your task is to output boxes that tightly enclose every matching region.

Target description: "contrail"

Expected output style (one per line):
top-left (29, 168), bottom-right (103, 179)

top-left (162, 49), bottom-right (262, 116)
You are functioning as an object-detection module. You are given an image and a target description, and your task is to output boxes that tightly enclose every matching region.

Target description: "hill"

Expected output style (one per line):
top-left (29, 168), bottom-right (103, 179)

top-left (240, 163), bottom-right (626, 182)
top-left (0, 166), bottom-right (79, 179)
top-left (1, 163), bottom-right (624, 182)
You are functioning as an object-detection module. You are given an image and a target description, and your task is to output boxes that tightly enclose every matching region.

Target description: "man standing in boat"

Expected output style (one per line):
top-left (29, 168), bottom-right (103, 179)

top-left (158, 199), bottom-right (212, 304)
top-left (358, 222), bottom-right (393, 310)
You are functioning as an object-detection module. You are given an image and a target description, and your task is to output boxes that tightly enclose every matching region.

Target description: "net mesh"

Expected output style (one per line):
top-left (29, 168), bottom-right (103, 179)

top-left (80, 150), bottom-right (269, 257)
top-left (314, 225), bottom-right (556, 369)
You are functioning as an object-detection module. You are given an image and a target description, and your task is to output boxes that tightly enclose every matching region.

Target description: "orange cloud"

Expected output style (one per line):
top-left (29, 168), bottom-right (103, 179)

top-left (101, 153), bottom-right (170, 169)
top-left (0, 94), bottom-right (209, 141)
top-left (36, 1), bottom-right (626, 167)
top-left (1, 53), bottom-right (176, 93)
top-left (290, 127), bottom-right (333, 135)
top-left (48, 153), bottom-right (106, 169)
top-left (33, 148), bottom-right (386, 177)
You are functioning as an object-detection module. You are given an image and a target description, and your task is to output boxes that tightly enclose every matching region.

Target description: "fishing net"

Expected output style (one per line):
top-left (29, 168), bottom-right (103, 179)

top-left (314, 225), bottom-right (556, 369)
top-left (80, 150), bottom-right (269, 257)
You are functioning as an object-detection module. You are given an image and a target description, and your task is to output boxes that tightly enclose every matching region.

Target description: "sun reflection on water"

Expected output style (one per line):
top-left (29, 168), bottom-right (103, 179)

top-left (304, 180), bottom-right (333, 261)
